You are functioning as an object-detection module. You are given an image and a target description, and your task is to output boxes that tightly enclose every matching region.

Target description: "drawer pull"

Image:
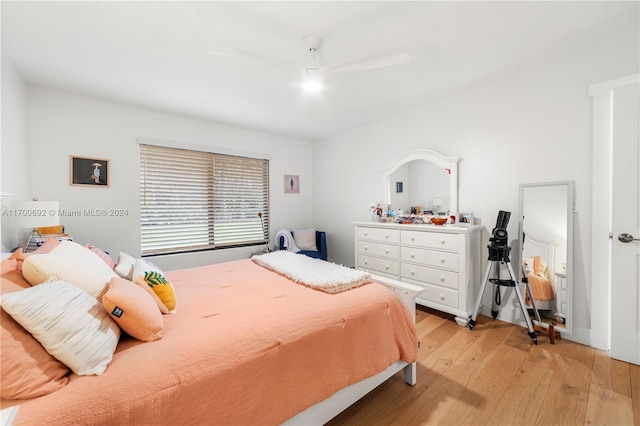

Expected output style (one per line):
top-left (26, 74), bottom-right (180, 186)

top-left (385, 264), bottom-right (390, 270)
top-left (364, 260), bottom-right (368, 265)
top-left (385, 249), bottom-right (390, 254)
top-left (410, 269), bottom-right (415, 276)
top-left (385, 234), bottom-right (390, 239)
top-left (440, 239), bottom-right (446, 245)
top-left (410, 236), bottom-right (415, 241)
top-left (439, 293), bottom-right (446, 301)
top-left (364, 245), bottom-right (369, 251)
top-left (440, 257), bottom-right (446, 264)
top-left (410, 252), bottom-right (415, 258)
top-left (440, 275), bottom-right (445, 282)
top-left (364, 232), bottom-right (368, 237)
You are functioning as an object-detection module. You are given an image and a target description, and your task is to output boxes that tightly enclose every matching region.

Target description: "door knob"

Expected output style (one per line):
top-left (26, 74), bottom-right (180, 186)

top-left (618, 233), bottom-right (639, 243)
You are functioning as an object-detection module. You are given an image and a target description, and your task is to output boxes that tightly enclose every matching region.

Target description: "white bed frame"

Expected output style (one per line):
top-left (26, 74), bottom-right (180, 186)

top-left (522, 234), bottom-right (556, 311)
top-left (284, 274), bottom-right (422, 425)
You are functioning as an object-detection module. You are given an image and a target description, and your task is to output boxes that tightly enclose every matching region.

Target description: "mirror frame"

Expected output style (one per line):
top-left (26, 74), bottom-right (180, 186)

top-left (518, 180), bottom-right (574, 334)
top-left (382, 149), bottom-right (460, 214)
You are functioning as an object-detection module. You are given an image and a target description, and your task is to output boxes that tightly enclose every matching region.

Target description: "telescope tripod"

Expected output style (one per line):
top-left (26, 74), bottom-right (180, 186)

top-left (468, 251), bottom-right (541, 345)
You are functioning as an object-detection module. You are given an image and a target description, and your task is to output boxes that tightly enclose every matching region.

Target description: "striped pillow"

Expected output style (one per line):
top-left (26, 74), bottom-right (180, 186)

top-left (0, 280), bottom-right (120, 375)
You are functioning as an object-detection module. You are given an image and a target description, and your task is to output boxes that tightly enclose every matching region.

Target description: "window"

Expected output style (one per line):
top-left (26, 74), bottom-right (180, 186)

top-left (139, 144), bottom-right (269, 256)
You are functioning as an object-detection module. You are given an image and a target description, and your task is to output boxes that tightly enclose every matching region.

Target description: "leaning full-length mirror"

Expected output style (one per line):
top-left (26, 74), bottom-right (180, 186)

top-left (518, 181), bottom-right (574, 334)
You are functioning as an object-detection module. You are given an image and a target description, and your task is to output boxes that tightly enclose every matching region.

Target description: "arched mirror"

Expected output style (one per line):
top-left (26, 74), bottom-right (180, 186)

top-left (518, 181), bottom-right (574, 334)
top-left (382, 149), bottom-right (460, 215)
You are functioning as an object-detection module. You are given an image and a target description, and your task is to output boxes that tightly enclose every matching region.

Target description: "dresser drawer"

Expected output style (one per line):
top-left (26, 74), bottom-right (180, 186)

top-left (400, 246), bottom-right (428, 263)
top-left (357, 254), bottom-right (399, 276)
top-left (400, 263), bottom-right (459, 290)
top-left (401, 230), bottom-right (459, 251)
top-left (357, 227), bottom-right (400, 244)
top-left (426, 250), bottom-right (459, 271)
top-left (417, 283), bottom-right (459, 309)
top-left (357, 240), bottom-right (399, 259)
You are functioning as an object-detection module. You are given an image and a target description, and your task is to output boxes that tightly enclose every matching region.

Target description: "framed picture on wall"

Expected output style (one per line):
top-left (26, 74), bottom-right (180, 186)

top-left (396, 182), bottom-right (403, 193)
top-left (284, 175), bottom-right (299, 193)
top-left (70, 156), bottom-right (110, 187)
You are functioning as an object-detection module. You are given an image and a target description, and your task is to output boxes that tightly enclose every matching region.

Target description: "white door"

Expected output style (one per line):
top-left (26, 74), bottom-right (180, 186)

top-left (610, 81), bottom-right (640, 365)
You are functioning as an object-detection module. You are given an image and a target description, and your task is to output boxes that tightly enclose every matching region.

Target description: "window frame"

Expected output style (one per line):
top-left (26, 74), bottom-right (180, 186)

top-left (139, 143), bottom-right (270, 256)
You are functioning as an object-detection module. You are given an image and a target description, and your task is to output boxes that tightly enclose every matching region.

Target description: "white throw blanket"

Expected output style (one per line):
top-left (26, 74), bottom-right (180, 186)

top-left (275, 229), bottom-right (300, 253)
top-left (251, 251), bottom-right (370, 294)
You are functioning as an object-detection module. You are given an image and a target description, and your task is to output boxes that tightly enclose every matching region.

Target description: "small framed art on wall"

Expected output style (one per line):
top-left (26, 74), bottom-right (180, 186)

top-left (70, 156), bottom-right (110, 187)
top-left (284, 175), bottom-right (299, 193)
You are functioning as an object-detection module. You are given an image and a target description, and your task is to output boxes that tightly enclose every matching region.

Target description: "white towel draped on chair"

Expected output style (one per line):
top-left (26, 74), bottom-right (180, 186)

top-left (275, 229), bottom-right (300, 253)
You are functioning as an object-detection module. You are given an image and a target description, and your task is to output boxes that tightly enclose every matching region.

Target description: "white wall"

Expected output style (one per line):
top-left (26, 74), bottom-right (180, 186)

top-left (25, 88), bottom-right (314, 270)
top-left (1, 55), bottom-right (31, 251)
top-left (313, 28), bottom-right (638, 347)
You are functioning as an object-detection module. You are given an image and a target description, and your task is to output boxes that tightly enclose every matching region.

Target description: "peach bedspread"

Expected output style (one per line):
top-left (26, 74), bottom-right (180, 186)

top-left (5, 259), bottom-right (417, 425)
top-left (526, 273), bottom-right (555, 303)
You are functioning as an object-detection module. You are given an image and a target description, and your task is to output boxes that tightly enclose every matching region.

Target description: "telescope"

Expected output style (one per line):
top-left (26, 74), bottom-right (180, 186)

top-left (487, 210), bottom-right (511, 262)
top-left (468, 210), bottom-right (540, 344)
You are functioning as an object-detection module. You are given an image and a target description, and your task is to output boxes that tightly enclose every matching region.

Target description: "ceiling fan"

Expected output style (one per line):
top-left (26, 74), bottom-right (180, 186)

top-left (211, 34), bottom-right (411, 93)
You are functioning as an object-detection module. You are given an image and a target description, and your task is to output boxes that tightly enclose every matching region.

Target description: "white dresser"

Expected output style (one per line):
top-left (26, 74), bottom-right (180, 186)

top-left (554, 272), bottom-right (567, 323)
top-left (353, 221), bottom-right (483, 326)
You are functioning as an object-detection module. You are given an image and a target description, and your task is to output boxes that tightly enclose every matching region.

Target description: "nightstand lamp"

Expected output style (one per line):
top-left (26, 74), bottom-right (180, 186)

top-left (15, 199), bottom-right (59, 252)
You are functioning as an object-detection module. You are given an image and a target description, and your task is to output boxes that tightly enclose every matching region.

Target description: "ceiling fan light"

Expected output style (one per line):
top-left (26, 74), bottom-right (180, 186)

top-left (303, 80), bottom-right (323, 92)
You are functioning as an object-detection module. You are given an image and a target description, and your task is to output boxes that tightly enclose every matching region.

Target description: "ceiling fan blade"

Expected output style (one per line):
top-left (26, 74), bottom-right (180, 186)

top-left (320, 47), bottom-right (411, 73)
top-left (210, 49), bottom-right (293, 70)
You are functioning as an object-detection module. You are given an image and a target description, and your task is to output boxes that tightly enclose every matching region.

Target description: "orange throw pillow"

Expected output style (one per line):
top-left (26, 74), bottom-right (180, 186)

top-left (102, 277), bottom-right (164, 342)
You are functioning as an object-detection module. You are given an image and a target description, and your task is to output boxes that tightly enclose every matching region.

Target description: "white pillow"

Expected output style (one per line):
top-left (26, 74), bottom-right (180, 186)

top-left (293, 228), bottom-right (317, 251)
top-left (0, 280), bottom-right (120, 375)
top-left (21, 241), bottom-right (117, 299)
top-left (114, 252), bottom-right (136, 280)
top-left (522, 257), bottom-right (535, 275)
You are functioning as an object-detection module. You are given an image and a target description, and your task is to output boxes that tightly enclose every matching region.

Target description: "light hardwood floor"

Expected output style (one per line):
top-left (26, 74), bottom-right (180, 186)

top-left (327, 307), bottom-right (640, 426)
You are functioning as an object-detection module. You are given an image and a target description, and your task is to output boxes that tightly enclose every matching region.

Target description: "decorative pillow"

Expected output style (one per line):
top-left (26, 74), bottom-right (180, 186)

top-left (132, 259), bottom-right (177, 314)
top-left (102, 277), bottom-right (163, 342)
top-left (522, 256), bottom-right (541, 276)
top-left (538, 259), bottom-right (550, 278)
top-left (8, 237), bottom-right (60, 272)
top-left (85, 244), bottom-right (116, 270)
top-left (0, 280), bottom-right (120, 375)
top-left (0, 260), bottom-right (70, 400)
top-left (293, 228), bottom-right (317, 251)
top-left (21, 241), bottom-right (117, 299)
top-left (115, 252), bottom-right (136, 280)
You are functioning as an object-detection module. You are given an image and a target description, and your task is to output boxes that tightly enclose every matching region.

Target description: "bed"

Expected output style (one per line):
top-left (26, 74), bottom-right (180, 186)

top-left (0, 243), bottom-right (420, 425)
top-left (521, 234), bottom-right (557, 312)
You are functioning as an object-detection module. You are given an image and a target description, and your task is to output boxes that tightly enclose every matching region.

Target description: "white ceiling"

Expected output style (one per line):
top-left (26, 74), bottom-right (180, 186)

top-left (2, 1), bottom-right (637, 142)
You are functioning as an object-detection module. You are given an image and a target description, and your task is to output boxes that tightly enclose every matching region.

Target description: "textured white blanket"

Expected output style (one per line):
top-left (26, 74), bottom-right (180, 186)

top-left (251, 251), bottom-right (370, 294)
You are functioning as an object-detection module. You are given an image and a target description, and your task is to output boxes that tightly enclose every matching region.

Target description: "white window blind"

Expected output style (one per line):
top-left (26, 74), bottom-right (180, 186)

top-left (140, 144), bottom-right (269, 255)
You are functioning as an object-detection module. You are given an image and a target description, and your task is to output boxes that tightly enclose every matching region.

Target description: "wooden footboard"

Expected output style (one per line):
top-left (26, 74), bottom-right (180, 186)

top-left (284, 274), bottom-right (421, 424)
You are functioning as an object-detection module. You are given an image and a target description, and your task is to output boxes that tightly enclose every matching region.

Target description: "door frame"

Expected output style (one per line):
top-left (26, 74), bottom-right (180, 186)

top-left (589, 73), bottom-right (640, 352)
